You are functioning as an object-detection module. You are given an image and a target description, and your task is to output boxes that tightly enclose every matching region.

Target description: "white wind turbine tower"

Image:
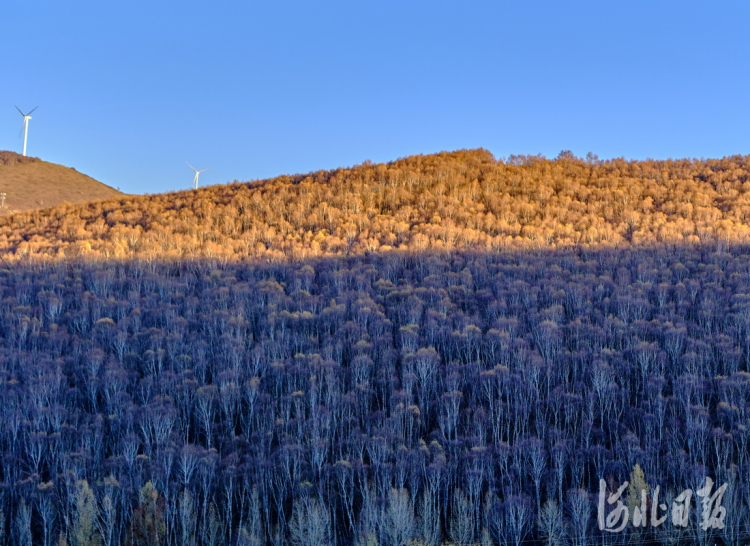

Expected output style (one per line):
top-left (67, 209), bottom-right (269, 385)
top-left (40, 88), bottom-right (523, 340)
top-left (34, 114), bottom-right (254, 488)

top-left (187, 162), bottom-right (210, 189)
top-left (15, 106), bottom-right (38, 157)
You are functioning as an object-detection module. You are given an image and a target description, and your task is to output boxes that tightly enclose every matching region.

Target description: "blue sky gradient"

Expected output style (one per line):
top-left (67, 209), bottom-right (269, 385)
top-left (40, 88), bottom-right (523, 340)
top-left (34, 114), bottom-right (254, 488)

top-left (2, 1), bottom-right (749, 194)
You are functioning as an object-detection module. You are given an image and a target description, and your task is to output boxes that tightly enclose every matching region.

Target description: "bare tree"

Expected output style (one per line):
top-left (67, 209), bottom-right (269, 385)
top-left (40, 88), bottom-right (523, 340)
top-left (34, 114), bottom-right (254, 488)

top-left (567, 488), bottom-right (590, 546)
top-left (195, 385), bottom-right (218, 449)
top-left (178, 489), bottom-right (197, 546)
top-left (448, 488), bottom-right (474, 546)
top-left (719, 471), bottom-right (745, 546)
top-left (382, 488), bottom-right (414, 546)
top-left (36, 487), bottom-right (57, 546)
top-left (96, 477), bottom-right (120, 546)
top-left (492, 495), bottom-right (532, 546)
top-left (415, 488), bottom-right (441, 546)
top-left (523, 437), bottom-right (546, 514)
top-left (238, 486), bottom-right (264, 546)
top-left (14, 499), bottom-right (32, 546)
top-left (538, 499), bottom-right (566, 546)
top-left (288, 496), bottom-right (332, 546)
top-left (205, 503), bottom-right (224, 546)
top-left (178, 444), bottom-right (204, 488)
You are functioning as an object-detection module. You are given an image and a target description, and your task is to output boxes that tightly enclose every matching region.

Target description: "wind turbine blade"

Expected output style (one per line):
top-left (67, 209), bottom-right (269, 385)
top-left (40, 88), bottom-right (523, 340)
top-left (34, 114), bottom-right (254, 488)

top-left (199, 168), bottom-right (211, 173)
top-left (19, 121), bottom-right (24, 138)
top-left (186, 162), bottom-right (198, 172)
top-left (15, 106), bottom-right (24, 116)
top-left (28, 106), bottom-right (38, 115)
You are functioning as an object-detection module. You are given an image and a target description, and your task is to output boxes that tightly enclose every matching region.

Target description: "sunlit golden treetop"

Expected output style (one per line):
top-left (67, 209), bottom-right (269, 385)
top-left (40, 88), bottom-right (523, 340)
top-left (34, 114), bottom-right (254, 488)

top-left (2, 148), bottom-right (750, 260)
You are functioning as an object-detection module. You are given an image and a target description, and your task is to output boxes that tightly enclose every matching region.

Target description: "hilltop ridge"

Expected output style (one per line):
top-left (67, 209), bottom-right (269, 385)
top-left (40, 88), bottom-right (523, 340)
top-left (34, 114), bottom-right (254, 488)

top-left (0, 150), bottom-right (123, 214)
top-left (2, 148), bottom-right (750, 260)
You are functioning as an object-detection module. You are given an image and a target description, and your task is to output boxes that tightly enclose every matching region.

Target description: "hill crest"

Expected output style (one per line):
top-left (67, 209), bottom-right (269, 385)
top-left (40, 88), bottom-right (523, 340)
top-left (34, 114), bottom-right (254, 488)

top-left (0, 150), bottom-right (123, 213)
top-left (2, 148), bottom-right (750, 260)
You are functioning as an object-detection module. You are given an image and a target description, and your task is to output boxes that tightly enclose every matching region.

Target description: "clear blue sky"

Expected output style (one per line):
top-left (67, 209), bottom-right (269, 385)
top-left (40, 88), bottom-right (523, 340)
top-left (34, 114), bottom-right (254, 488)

top-left (2, 1), bottom-right (749, 195)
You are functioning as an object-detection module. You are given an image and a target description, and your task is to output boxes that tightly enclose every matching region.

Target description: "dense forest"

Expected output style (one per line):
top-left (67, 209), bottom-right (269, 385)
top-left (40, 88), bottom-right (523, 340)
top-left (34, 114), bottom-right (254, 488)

top-left (2, 149), bottom-right (750, 259)
top-left (2, 150), bottom-right (750, 545)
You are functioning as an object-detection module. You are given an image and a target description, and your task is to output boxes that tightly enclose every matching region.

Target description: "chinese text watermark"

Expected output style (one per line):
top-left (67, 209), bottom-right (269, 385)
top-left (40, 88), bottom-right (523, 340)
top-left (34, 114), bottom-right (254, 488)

top-left (598, 478), bottom-right (727, 532)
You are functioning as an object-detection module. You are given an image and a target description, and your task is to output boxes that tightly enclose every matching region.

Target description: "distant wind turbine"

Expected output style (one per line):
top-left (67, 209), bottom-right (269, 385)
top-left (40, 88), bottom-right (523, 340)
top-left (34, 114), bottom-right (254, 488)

top-left (15, 106), bottom-right (38, 156)
top-left (187, 162), bottom-right (211, 189)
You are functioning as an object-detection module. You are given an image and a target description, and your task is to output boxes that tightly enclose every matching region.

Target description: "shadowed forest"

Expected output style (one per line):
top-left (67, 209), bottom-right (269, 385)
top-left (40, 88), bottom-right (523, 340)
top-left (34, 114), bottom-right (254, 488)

top-left (1, 246), bottom-right (750, 546)
top-left (1, 150), bottom-right (750, 545)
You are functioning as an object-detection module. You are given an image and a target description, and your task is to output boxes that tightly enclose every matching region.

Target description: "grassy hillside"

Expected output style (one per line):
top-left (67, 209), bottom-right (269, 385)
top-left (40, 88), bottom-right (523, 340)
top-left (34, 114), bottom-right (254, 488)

top-left (0, 150), bottom-right (123, 214)
top-left (1, 148), bottom-right (750, 260)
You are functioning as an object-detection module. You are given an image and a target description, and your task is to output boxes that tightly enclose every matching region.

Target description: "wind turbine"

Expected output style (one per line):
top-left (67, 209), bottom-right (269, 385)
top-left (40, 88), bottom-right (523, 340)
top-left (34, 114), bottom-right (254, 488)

top-left (187, 162), bottom-right (210, 189)
top-left (15, 106), bottom-right (38, 156)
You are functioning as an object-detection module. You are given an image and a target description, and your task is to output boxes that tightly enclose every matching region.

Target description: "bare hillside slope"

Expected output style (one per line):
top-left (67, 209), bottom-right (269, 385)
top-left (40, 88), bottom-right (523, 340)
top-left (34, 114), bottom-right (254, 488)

top-left (0, 151), bottom-right (123, 213)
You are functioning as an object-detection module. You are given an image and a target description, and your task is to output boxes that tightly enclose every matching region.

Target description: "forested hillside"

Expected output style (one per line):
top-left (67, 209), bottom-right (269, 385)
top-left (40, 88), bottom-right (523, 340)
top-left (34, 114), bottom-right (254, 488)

top-left (2, 149), bottom-right (750, 259)
top-left (2, 149), bottom-right (750, 546)
top-left (1, 247), bottom-right (750, 546)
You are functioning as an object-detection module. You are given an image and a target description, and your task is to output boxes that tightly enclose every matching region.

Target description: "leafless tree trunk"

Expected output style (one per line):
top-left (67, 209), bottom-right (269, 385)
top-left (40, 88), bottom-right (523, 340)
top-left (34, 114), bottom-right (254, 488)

top-left (178, 489), bottom-right (197, 546)
top-left (416, 489), bottom-right (441, 546)
top-left (288, 497), bottom-right (332, 546)
top-left (449, 488), bottom-right (474, 546)
top-left (538, 499), bottom-right (566, 546)
top-left (382, 488), bottom-right (414, 546)
top-left (37, 494), bottom-right (56, 546)
top-left (567, 488), bottom-right (590, 546)
top-left (15, 500), bottom-right (32, 546)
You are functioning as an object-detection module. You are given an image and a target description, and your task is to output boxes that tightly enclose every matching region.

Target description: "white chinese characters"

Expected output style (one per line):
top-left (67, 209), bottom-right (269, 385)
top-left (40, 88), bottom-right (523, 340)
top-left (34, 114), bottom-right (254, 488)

top-left (598, 478), bottom-right (727, 532)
